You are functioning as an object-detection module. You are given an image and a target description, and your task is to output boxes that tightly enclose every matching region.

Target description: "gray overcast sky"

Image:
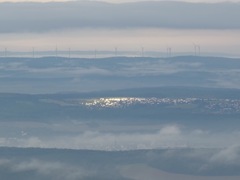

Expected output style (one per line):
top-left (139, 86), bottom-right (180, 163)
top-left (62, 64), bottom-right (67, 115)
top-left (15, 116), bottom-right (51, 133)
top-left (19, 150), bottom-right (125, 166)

top-left (0, 0), bottom-right (240, 2)
top-left (0, 0), bottom-right (240, 56)
top-left (95, 0), bottom-right (240, 2)
top-left (1, 1), bottom-right (240, 32)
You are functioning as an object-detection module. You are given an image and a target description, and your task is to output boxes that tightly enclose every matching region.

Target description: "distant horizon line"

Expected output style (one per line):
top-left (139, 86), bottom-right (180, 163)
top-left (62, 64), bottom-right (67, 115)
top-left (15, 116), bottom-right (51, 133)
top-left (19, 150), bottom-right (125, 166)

top-left (0, 52), bottom-right (239, 59)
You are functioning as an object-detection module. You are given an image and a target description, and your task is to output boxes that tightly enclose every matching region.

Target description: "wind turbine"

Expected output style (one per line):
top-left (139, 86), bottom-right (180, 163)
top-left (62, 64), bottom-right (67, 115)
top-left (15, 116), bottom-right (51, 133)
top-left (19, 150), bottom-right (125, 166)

top-left (55, 45), bottom-right (58, 58)
top-left (167, 47), bottom-right (172, 57)
top-left (197, 45), bottom-right (201, 56)
top-left (94, 49), bottom-right (97, 59)
top-left (4, 47), bottom-right (7, 57)
top-left (115, 47), bottom-right (118, 57)
top-left (141, 47), bottom-right (144, 57)
top-left (193, 43), bottom-right (197, 56)
top-left (193, 43), bottom-right (200, 56)
top-left (32, 47), bottom-right (35, 58)
top-left (68, 48), bottom-right (71, 58)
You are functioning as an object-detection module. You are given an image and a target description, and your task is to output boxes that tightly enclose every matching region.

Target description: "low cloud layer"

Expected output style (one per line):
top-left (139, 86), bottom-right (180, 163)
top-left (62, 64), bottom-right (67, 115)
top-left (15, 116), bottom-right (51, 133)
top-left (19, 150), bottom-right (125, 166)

top-left (1, 146), bottom-right (240, 179)
top-left (1, 123), bottom-right (240, 150)
top-left (0, 158), bottom-right (89, 180)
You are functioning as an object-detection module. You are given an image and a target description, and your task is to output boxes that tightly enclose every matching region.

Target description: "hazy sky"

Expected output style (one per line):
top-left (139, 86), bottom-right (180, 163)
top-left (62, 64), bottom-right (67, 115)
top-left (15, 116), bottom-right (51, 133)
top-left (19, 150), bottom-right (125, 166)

top-left (0, 0), bottom-right (240, 2)
top-left (0, 0), bottom-right (240, 56)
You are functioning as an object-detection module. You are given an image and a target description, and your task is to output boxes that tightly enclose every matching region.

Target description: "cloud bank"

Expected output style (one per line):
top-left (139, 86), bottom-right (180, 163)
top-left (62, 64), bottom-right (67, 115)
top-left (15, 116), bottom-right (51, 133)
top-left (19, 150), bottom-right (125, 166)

top-left (1, 123), bottom-right (240, 150)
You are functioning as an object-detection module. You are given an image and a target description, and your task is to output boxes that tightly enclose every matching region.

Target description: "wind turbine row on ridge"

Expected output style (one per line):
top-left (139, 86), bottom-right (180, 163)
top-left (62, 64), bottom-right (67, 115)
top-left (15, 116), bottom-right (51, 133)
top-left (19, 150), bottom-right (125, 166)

top-left (1, 44), bottom-right (203, 58)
